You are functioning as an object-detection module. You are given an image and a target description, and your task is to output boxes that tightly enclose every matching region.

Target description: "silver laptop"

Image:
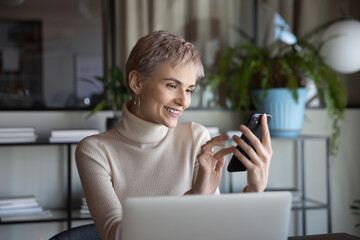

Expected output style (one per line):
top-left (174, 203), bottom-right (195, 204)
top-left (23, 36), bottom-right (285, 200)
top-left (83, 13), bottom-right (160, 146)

top-left (121, 191), bottom-right (292, 240)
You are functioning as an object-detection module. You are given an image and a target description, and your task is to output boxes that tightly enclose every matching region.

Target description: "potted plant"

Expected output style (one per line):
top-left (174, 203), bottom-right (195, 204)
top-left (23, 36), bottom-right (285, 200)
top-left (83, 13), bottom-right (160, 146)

top-left (350, 199), bottom-right (360, 228)
top-left (209, 17), bottom-right (348, 156)
top-left (87, 66), bottom-right (130, 130)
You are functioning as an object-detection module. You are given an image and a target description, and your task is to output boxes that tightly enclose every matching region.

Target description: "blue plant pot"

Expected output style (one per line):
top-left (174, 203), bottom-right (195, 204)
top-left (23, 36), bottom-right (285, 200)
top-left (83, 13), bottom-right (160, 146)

top-left (252, 88), bottom-right (309, 137)
top-left (106, 116), bottom-right (121, 130)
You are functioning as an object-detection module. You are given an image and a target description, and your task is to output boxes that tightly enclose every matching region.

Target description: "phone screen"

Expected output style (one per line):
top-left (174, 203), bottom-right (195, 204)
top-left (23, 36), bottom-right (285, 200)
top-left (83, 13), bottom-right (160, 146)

top-left (227, 113), bottom-right (272, 172)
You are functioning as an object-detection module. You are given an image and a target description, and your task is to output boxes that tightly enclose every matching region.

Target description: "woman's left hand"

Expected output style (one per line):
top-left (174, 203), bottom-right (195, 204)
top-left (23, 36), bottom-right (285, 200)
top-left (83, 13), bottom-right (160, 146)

top-left (232, 114), bottom-right (273, 192)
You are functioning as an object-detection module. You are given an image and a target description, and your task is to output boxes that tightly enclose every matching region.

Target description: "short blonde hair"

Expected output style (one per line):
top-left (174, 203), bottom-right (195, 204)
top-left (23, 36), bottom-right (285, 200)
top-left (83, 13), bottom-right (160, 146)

top-left (125, 30), bottom-right (204, 98)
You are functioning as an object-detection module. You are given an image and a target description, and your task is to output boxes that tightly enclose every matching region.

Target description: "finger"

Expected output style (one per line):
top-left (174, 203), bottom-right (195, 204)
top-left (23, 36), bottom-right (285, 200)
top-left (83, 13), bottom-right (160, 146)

top-left (201, 135), bottom-right (229, 152)
top-left (211, 135), bottom-right (230, 142)
top-left (214, 157), bottom-right (226, 173)
top-left (261, 114), bottom-right (271, 149)
top-left (197, 148), bottom-right (214, 160)
top-left (232, 135), bottom-right (259, 164)
top-left (212, 146), bottom-right (235, 160)
top-left (232, 146), bottom-right (253, 170)
top-left (238, 124), bottom-right (263, 158)
top-left (198, 147), bottom-right (233, 171)
top-left (238, 124), bottom-right (255, 143)
top-left (233, 132), bottom-right (271, 169)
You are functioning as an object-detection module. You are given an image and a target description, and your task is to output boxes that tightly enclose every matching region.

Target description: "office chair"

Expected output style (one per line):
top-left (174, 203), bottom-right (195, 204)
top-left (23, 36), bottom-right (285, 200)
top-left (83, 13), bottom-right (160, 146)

top-left (49, 223), bottom-right (100, 240)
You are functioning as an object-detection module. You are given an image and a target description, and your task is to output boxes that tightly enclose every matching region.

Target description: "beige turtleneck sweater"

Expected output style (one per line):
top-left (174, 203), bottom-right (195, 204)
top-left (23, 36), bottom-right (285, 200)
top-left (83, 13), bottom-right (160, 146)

top-left (75, 104), bottom-right (213, 240)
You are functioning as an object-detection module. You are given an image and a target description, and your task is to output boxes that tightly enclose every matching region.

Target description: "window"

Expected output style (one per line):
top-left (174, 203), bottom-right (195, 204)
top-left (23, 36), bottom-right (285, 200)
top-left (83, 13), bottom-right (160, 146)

top-left (0, 0), bottom-right (103, 109)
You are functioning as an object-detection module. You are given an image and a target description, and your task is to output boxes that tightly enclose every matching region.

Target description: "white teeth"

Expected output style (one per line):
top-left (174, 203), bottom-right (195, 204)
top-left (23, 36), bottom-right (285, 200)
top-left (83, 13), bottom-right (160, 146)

top-left (165, 107), bottom-right (180, 114)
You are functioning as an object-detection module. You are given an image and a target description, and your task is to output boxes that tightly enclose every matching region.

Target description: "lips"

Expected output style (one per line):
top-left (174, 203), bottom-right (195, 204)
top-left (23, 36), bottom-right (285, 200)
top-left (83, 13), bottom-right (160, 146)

top-left (164, 106), bottom-right (181, 117)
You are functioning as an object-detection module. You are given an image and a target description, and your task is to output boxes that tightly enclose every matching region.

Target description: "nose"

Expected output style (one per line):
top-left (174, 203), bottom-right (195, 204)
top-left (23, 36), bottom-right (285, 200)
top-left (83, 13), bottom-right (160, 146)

top-left (175, 90), bottom-right (190, 107)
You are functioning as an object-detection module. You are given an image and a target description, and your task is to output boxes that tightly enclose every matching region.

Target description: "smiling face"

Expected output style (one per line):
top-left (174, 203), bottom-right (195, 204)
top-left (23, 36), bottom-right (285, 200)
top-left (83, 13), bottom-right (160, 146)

top-left (129, 62), bottom-right (197, 128)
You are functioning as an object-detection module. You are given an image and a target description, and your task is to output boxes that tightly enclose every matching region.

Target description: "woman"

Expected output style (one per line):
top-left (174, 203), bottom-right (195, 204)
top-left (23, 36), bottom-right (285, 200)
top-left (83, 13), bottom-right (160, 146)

top-left (75, 30), bottom-right (272, 240)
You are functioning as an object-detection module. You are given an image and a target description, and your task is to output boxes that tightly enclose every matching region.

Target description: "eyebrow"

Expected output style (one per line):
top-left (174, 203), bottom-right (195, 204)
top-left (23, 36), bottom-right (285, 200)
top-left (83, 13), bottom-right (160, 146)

top-left (163, 78), bottom-right (196, 88)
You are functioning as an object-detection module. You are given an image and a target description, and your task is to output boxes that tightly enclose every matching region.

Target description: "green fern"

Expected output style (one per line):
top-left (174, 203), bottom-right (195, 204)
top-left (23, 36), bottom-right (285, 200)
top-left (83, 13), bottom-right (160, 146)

top-left (209, 17), bottom-right (348, 156)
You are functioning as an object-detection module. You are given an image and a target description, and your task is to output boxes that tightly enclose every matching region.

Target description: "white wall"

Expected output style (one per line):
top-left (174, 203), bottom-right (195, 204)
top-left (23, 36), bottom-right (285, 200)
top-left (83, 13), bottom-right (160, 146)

top-left (0, 108), bottom-right (360, 239)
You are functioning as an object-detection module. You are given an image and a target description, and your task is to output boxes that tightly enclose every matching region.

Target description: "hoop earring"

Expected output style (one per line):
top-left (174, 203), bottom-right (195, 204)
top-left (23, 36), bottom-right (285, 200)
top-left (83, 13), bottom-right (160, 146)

top-left (133, 94), bottom-right (141, 114)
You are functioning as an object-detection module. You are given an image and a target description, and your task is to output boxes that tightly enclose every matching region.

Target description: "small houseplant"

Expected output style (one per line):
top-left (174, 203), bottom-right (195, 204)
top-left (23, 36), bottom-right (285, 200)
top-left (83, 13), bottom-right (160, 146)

top-left (209, 17), bottom-right (348, 155)
top-left (350, 199), bottom-right (360, 228)
top-left (87, 66), bottom-right (130, 129)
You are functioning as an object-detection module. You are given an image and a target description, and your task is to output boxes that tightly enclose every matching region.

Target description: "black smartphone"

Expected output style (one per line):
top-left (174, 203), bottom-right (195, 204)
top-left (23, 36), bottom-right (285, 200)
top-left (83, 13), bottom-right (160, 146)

top-left (227, 113), bottom-right (272, 172)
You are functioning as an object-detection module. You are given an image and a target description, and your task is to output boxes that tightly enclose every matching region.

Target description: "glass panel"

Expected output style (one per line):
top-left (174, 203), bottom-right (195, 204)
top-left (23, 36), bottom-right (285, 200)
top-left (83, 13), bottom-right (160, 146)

top-left (0, 0), bottom-right (103, 109)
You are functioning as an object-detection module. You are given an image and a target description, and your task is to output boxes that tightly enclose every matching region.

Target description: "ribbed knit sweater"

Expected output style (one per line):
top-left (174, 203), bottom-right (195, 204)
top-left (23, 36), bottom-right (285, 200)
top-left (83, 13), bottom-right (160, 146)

top-left (75, 104), bottom-right (212, 240)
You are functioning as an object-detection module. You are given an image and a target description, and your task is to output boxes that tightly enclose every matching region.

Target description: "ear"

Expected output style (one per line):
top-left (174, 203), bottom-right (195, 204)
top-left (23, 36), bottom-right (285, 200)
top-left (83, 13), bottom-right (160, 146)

top-left (128, 70), bottom-right (143, 95)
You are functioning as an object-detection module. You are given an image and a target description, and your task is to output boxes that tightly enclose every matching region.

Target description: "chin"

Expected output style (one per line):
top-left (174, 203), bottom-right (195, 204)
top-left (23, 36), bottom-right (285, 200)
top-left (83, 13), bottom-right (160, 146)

top-left (162, 120), bottom-right (178, 128)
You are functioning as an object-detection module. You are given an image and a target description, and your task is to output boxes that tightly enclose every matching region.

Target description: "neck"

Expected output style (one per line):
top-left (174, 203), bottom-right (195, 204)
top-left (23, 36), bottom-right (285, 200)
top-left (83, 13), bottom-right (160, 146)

top-left (128, 101), bottom-right (138, 116)
top-left (116, 102), bottom-right (169, 143)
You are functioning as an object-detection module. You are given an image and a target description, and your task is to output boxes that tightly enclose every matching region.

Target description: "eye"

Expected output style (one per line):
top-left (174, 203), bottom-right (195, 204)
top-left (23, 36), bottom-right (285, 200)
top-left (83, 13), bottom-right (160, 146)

top-left (167, 84), bottom-right (177, 89)
top-left (186, 89), bottom-right (194, 94)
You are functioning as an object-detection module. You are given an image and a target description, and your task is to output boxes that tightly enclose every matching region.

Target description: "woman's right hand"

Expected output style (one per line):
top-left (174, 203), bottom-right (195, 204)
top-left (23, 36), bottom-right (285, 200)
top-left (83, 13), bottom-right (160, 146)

top-left (186, 135), bottom-right (235, 195)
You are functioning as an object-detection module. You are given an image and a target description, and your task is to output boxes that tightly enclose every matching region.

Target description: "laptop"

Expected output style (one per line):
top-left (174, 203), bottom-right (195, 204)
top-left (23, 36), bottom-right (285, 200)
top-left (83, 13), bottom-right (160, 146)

top-left (121, 191), bottom-right (292, 240)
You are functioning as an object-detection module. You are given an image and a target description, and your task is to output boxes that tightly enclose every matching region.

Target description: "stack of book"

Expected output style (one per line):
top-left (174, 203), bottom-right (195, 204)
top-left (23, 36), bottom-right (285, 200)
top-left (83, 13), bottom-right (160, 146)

top-left (0, 195), bottom-right (51, 222)
top-left (49, 129), bottom-right (100, 143)
top-left (79, 197), bottom-right (90, 217)
top-left (0, 127), bottom-right (37, 143)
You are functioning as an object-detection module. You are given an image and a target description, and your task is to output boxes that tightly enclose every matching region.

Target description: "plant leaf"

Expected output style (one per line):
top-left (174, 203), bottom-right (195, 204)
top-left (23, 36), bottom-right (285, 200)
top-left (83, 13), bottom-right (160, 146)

top-left (86, 100), bottom-right (107, 119)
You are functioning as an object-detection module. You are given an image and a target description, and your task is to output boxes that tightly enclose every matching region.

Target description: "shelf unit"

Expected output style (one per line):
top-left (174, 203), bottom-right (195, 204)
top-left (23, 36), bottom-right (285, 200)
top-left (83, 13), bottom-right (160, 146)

top-left (296, 135), bottom-right (331, 235)
top-left (0, 138), bottom-right (91, 229)
top-left (229, 135), bottom-right (331, 235)
top-left (0, 135), bottom-right (331, 236)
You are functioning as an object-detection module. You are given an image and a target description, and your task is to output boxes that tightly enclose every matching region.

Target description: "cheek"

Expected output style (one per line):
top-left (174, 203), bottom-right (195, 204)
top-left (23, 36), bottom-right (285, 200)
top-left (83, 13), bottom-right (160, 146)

top-left (156, 89), bottom-right (173, 103)
top-left (142, 87), bottom-right (169, 108)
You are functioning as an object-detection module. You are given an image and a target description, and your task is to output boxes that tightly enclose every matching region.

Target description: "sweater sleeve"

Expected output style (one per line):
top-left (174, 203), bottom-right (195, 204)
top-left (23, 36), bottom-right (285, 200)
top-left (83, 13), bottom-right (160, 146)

top-left (75, 136), bottom-right (122, 240)
top-left (190, 122), bottom-right (220, 195)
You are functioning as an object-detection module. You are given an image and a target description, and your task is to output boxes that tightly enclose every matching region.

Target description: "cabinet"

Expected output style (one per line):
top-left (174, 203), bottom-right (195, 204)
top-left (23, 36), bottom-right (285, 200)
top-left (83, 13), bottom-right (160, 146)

top-left (228, 135), bottom-right (331, 235)
top-left (0, 139), bottom-right (91, 230)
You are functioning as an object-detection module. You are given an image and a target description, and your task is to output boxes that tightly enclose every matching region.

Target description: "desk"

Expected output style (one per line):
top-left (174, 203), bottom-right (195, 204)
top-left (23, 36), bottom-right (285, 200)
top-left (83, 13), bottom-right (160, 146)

top-left (289, 233), bottom-right (360, 240)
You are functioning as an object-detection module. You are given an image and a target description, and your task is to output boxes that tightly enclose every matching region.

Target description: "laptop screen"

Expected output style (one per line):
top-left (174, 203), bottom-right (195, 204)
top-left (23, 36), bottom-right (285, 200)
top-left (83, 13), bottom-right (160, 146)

top-left (121, 191), bottom-right (292, 240)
